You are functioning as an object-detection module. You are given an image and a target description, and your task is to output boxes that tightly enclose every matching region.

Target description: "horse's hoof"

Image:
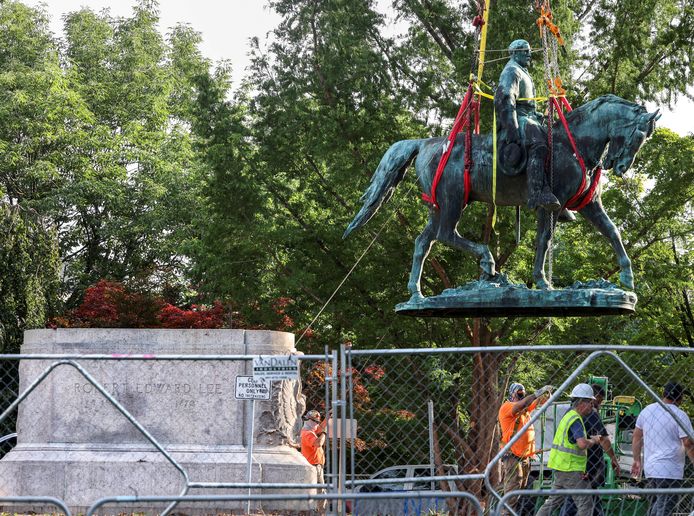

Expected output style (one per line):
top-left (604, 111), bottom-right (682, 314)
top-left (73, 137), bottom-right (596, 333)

top-left (408, 292), bottom-right (426, 303)
top-left (558, 209), bottom-right (576, 223)
top-left (535, 279), bottom-right (553, 290)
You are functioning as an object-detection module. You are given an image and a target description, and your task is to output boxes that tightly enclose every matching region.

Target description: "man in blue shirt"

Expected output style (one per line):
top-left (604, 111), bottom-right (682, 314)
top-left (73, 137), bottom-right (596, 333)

top-left (536, 383), bottom-right (602, 516)
top-left (560, 384), bottom-right (620, 515)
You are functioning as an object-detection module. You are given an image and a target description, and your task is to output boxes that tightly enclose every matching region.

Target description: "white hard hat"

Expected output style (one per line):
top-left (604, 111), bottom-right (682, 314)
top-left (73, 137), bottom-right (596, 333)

top-left (569, 383), bottom-right (596, 400)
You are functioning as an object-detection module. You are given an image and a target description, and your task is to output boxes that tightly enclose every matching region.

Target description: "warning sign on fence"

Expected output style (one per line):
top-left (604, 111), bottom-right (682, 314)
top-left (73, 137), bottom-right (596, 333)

top-left (252, 355), bottom-right (300, 381)
top-left (235, 376), bottom-right (271, 400)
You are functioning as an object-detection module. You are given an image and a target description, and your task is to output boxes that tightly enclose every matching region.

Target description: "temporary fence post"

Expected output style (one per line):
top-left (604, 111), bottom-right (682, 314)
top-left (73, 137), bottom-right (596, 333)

top-left (339, 343), bottom-right (348, 515)
top-left (246, 398), bottom-right (255, 515)
top-left (330, 349), bottom-right (339, 516)
top-left (428, 400), bottom-right (435, 491)
top-left (324, 344), bottom-right (331, 498)
top-left (348, 347), bottom-right (356, 496)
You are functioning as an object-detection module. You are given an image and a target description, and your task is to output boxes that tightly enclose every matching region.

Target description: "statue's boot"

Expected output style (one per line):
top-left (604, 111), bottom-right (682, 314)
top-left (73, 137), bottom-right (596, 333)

top-left (558, 208), bottom-right (576, 223)
top-left (526, 155), bottom-right (560, 211)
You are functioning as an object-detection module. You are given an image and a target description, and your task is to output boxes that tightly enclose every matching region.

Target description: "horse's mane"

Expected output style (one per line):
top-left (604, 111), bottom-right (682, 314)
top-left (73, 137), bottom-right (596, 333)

top-left (565, 94), bottom-right (646, 124)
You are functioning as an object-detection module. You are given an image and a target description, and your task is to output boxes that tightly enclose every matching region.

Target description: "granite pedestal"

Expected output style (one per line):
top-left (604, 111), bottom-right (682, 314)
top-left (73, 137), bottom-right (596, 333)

top-left (0, 329), bottom-right (315, 514)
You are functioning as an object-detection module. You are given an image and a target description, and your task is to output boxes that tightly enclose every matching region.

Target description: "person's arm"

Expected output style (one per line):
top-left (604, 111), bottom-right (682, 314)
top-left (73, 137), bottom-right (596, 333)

top-left (631, 427), bottom-right (643, 478)
top-left (683, 437), bottom-right (694, 465)
top-left (594, 415), bottom-right (620, 475)
top-left (511, 385), bottom-right (552, 416)
top-left (316, 432), bottom-right (326, 447)
top-left (511, 394), bottom-right (537, 416)
top-left (315, 410), bottom-right (332, 445)
top-left (601, 436), bottom-right (620, 475)
top-left (575, 435), bottom-right (601, 450)
top-left (569, 418), bottom-right (600, 450)
top-left (304, 429), bottom-right (326, 448)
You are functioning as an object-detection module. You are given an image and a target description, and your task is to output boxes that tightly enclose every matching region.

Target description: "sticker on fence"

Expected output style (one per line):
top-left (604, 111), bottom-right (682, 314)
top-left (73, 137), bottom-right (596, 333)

top-left (252, 355), bottom-right (300, 381)
top-left (234, 376), bottom-right (271, 400)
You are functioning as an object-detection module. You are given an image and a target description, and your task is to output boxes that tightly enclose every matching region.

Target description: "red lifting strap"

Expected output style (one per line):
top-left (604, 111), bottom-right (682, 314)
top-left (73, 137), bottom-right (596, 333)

top-left (422, 83), bottom-right (475, 209)
top-left (551, 97), bottom-right (601, 211)
top-left (567, 167), bottom-right (601, 211)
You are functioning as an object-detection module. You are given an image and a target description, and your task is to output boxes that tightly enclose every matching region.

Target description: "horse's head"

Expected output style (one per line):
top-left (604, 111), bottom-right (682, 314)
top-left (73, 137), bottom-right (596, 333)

top-left (604, 108), bottom-right (661, 176)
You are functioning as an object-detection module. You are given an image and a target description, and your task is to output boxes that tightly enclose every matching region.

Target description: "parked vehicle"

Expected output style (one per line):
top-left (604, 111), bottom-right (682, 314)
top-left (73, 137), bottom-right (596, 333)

top-left (348, 464), bottom-right (459, 515)
top-left (356, 463), bottom-right (458, 492)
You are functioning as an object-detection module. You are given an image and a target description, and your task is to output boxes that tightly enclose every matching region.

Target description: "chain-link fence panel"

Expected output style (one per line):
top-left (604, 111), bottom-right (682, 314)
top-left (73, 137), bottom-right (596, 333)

top-left (0, 360), bottom-right (18, 459)
top-left (1, 341), bottom-right (692, 516)
top-left (345, 346), bottom-right (694, 516)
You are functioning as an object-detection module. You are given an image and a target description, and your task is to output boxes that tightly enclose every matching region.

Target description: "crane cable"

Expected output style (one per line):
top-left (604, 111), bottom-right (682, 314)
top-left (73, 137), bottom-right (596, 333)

top-left (296, 178), bottom-right (423, 346)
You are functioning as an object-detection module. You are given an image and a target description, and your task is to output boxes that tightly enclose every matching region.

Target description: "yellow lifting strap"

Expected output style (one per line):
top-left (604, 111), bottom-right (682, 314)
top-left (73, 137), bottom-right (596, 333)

top-left (492, 109), bottom-right (497, 227)
top-left (476, 0), bottom-right (492, 81)
top-left (474, 86), bottom-right (548, 103)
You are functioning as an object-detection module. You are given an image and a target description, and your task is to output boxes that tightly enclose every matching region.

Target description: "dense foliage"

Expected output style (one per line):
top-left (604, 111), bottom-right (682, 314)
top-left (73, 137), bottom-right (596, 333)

top-left (0, 206), bottom-right (59, 353)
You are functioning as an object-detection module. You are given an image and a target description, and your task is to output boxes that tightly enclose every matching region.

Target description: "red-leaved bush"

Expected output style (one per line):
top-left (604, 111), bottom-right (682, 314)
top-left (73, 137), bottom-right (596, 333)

top-left (158, 302), bottom-right (225, 329)
top-left (52, 280), bottom-right (225, 329)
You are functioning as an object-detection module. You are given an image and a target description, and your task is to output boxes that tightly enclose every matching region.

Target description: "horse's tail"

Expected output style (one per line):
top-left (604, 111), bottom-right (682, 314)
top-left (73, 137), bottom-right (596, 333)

top-left (343, 139), bottom-right (422, 238)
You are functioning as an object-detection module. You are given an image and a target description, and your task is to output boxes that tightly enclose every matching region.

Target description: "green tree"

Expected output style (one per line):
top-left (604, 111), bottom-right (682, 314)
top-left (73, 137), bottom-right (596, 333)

top-left (57, 2), bottom-right (213, 303)
top-left (0, 1), bottom-right (77, 351)
top-left (0, 205), bottom-right (60, 354)
top-left (0, 1), bottom-right (89, 209)
top-left (577, 0), bottom-right (694, 104)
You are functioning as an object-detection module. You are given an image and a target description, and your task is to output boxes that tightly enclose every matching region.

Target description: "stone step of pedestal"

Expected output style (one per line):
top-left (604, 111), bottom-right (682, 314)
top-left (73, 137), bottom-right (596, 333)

top-left (0, 445), bottom-right (316, 512)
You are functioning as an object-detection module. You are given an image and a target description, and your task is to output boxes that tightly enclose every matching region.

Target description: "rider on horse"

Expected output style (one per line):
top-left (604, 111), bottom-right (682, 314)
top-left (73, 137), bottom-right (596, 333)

top-left (495, 39), bottom-right (561, 212)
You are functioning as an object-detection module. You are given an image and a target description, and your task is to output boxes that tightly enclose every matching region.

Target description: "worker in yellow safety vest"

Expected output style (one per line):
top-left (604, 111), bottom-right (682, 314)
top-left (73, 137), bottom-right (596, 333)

top-left (535, 383), bottom-right (603, 516)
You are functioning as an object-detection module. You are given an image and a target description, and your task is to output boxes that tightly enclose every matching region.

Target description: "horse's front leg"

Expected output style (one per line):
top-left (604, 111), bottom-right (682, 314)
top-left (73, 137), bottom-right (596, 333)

top-left (532, 208), bottom-right (556, 289)
top-left (407, 220), bottom-right (436, 301)
top-left (436, 205), bottom-right (496, 280)
top-left (578, 200), bottom-right (634, 289)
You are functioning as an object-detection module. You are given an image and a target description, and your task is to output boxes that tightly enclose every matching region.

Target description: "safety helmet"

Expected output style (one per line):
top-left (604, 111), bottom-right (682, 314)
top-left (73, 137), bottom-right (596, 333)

top-left (508, 382), bottom-right (525, 399)
top-left (569, 383), bottom-right (596, 400)
top-left (303, 409), bottom-right (321, 423)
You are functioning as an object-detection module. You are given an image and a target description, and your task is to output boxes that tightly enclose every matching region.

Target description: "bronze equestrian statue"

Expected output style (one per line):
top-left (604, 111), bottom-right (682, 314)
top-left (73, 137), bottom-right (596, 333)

top-left (344, 43), bottom-right (659, 303)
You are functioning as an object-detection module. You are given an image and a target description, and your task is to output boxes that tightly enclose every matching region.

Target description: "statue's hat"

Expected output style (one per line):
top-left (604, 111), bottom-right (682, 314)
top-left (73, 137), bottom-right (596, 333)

top-left (508, 39), bottom-right (531, 53)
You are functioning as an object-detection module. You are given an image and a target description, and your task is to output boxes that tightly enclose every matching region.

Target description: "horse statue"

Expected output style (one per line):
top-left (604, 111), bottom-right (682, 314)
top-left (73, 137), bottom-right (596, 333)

top-left (344, 94), bottom-right (659, 304)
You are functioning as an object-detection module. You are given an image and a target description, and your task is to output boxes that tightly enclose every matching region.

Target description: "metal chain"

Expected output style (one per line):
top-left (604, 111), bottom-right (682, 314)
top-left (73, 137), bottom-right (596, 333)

top-left (548, 105), bottom-right (554, 287)
top-left (550, 35), bottom-right (560, 80)
top-left (541, 26), bottom-right (552, 81)
top-left (540, 25), bottom-right (555, 287)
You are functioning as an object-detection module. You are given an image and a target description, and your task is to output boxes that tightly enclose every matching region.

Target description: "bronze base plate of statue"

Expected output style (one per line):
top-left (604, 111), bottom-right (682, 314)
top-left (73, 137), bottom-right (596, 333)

top-left (395, 276), bottom-right (637, 318)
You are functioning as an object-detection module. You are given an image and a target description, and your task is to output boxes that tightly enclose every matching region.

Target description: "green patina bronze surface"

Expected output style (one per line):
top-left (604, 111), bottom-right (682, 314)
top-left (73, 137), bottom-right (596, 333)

top-left (344, 40), bottom-right (659, 317)
top-left (395, 277), bottom-right (638, 317)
